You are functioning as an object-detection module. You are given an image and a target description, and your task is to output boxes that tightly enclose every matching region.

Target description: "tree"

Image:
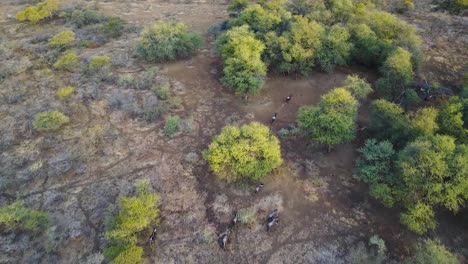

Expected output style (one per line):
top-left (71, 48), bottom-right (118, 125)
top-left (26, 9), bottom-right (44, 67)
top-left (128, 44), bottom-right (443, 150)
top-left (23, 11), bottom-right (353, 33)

top-left (315, 24), bottom-right (352, 73)
top-left (298, 88), bottom-right (358, 150)
top-left (437, 96), bottom-right (468, 144)
top-left (217, 25), bottom-right (267, 94)
top-left (230, 4), bottom-right (282, 36)
top-left (354, 139), bottom-right (397, 207)
top-left (33, 111), bottom-right (70, 132)
top-left (203, 122), bottom-right (283, 182)
top-left (16, 0), bottom-right (59, 24)
top-left (409, 239), bottom-right (460, 264)
top-left (369, 99), bottom-right (412, 149)
top-left (411, 107), bottom-right (439, 136)
top-left (376, 47), bottom-right (414, 100)
top-left (48, 30), bottom-right (76, 49)
top-left (136, 20), bottom-right (202, 62)
top-left (341, 74), bottom-right (372, 99)
top-left (349, 23), bottom-right (391, 67)
top-left (227, 0), bottom-right (250, 17)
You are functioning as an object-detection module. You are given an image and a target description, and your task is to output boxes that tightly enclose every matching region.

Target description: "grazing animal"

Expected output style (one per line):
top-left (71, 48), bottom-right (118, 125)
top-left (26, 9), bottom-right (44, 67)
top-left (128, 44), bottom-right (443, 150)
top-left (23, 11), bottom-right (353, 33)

top-left (219, 229), bottom-right (231, 250)
top-left (149, 228), bottom-right (157, 245)
top-left (267, 209), bottom-right (278, 222)
top-left (255, 183), bottom-right (264, 193)
top-left (232, 211), bottom-right (239, 226)
top-left (271, 113), bottom-right (278, 124)
top-left (267, 217), bottom-right (280, 232)
top-left (285, 94), bottom-right (292, 103)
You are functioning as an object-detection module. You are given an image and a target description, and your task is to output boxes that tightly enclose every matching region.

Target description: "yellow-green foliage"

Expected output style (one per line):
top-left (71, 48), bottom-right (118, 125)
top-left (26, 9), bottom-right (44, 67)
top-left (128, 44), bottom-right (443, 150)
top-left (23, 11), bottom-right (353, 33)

top-left (33, 110), bottom-right (69, 132)
top-left (89, 55), bottom-right (110, 71)
top-left (104, 179), bottom-right (160, 264)
top-left (0, 200), bottom-right (48, 233)
top-left (203, 122), bottom-right (283, 182)
top-left (16, 0), bottom-right (59, 24)
top-left (53, 52), bottom-right (79, 71)
top-left (56, 86), bottom-right (74, 98)
top-left (48, 30), bottom-right (75, 48)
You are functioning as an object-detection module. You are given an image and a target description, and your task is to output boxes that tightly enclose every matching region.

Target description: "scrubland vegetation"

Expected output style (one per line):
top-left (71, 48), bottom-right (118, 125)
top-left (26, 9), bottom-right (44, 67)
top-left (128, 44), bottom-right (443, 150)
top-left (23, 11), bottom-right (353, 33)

top-left (1, 0), bottom-right (466, 263)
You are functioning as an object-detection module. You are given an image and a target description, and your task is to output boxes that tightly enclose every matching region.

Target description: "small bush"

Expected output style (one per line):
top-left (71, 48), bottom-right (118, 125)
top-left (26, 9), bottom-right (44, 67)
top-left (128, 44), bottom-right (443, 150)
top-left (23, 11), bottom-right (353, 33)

top-left (0, 200), bottom-right (48, 233)
top-left (48, 30), bottom-right (75, 48)
top-left (238, 208), bottom-right (256, 225)
top-left (163, 116), bottom-right (181, 136)
top-left (136, 20), bottom-right (202, 62)
top-left (397, 0), bottom-right (415, 12)
top-left (89, 55), bottom-right (110, 71)
top-left (54, 52), bottom-right (79, 71)
top-left (100, 17), bottom-right (127, 39)
top-left (203, 122), bottom-right (283, 182)
top-left (33, 110), bottom-right (70, 132)
top-left (153, 83), bottom-right (171, 100)
top-left (56, 86), bottom-right (74, 98)
top-left (70, 9), bottom-right (104, 28)
top-left (16, 0), bottom-right (59, 24)
top-left (117, 74), bottom-right (135, 89)
top-left (409, 239), bottom-right (459, 264)
top-left (142, 103), bottom-right (168, 122)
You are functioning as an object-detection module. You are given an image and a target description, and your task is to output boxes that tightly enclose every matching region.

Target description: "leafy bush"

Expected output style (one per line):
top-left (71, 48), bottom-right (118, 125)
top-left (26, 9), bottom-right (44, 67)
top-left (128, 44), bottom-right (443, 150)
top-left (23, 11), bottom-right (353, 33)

top-left (56, 86), bottom-right (74, 98)
top-left (437, 96), bottom-right (468, 144)
top-left (153, 83), bottom-right (171, 100)
top-left (397, 0), bottom-right (415, 13)
top-left (70, 9), bottom-right (104, 28)
top-left (89, 55), bottom-right (110, 71)
top-left (100, 17), bottom-right (127, 39)
top-left (48, 30), bottom-right (75, 48)
top-left (315, 24), bottom-right (352, 73)
top-left (238, 207), bottom-right (256, 225)
top-left (104, 179), bottom-right (159, 264)
top-left (341, 75), bottom-right (372, 99)
top-left (0, 200), bottom-right (48, 233)
top-left (217, 25), bottom-right (266, 94)
top-left (203, 122), bottom-right (283, 182)
top-left (409, 239), bottom-right (460, 264)
top-left (33, 110), bottom-right (70, 132)
top-left (163, 116), bottom-right (181, 136)
top-left (16, 0), bottom-right (59, 24)
top-left (298, 88), bottom-right (358, 150)
top-left (376, 47), bottom-right (414, 100)
top-left (433, 0), bottom-right (468, 14)
top-left (53, 52), bottom-right (79, 71)
top-left (136, 20), bottom-right (202, 62)
top-left (227, 0), bottom-right (250, 17)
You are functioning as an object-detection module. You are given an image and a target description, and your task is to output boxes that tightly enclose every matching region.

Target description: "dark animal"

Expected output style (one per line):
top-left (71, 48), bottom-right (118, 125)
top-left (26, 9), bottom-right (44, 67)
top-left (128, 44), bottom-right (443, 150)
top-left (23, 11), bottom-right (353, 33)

top-left (267, 209), bottom-right (278, 222)
top-left (149, 227), bottom-right (157, 245)
top-left (271, 113), bottom-right (277, 124)
top-left (255, 183), bottom-right (264, 193)
top-left (267, 217), bottom-right (280, 232)
top-left (232, 211), bottom-right (239, 226)
top-left (219, 229), bottom-right (231, 250)
top-left (285, 94), bottom-right (292, 103)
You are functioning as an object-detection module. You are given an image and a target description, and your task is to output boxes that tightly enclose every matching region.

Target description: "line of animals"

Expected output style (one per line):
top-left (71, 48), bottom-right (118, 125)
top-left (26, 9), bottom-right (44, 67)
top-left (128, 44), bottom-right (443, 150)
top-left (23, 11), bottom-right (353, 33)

top-left (217, 183), bottom-right (281, 250)
top-left (271, 94), bottom-right (293, 124)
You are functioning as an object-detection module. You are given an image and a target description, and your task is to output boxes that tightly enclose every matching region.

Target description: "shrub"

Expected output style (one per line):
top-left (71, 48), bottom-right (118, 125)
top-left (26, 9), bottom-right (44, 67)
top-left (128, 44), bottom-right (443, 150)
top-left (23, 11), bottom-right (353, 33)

top-left (104, 179), bottom-right (159, 264)
top-left (163, 116), bottom-right (181, 136)
top-left (0, 200), bottom-right (48, 233)
top-left (33, 110), bottom-right (70, 132)
top-left (341, 75), bottom-right (372, 99)
top-left (89, 55), bottom-right (110, 71)
top-left (437, 96), bottom-right (468, 144)
top-left (53, 52), bottom-right (79, 71)
top-left (376, 47), bottom-right (414, 100)
top-left (56, 86), bottom-right (74, 98)
top-left (203, 122), bottom-right (283, 182)
top-left (409, 239), bottom-right (460, 264)
top-left (227, 0), bottom-right (250, 17)
top-left (16, 0), bottom-right (59, 24)
top-left (100, 17), bottom-right (127, 39)
top-left (153, 83), bottom-right (171, 100)
top-left (315, 24), bottom-right (352, 73)
top-left (397, 0), bottom-right (415, 12)
top-left (70, 9), bottom-right (104, 28)
top-left (217, 25), bottom-right (266, 94)
top-left (298, 88), bottom-right (358, 150)
top-left (238, 207), bottom-right (256, 225)
top-left (136, 20), bottom-right (202, 62)
top-left (48, 30), bottom-right (76, 48)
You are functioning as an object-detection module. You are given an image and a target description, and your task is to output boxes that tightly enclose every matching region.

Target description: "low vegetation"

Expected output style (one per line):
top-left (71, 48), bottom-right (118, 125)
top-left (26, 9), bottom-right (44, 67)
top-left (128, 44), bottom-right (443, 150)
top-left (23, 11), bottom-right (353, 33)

top-left (53, 51), bottom-right (79, 71)
top-left (408, 239), bottom-right (460, 264)
top-left (136, 20), bottom-right (202, 62)
top-left (48, 30), bottom-right (76, 49)
top-left (33, 110), bottom-right (70, 132)
top-left (56, 86), bottom-right (74, 98)
top-left (203, 122), bottom-right (282, 182)
top-left (0, 200), bottom-right (48, 233)
top-left (163, 115), bottom-right (181, 136)
top-left (16, 0), bottom-right (59, 24)
top-left (104, 179), bottom-right (160, 264)
top-left (89, 55), bottom-right (110, 71)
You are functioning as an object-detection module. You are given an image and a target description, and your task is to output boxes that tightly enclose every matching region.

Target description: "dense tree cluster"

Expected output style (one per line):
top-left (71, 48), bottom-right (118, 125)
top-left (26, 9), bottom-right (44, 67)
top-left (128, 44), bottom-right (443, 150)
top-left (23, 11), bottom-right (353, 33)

top-left (217, 0), bottom-right (422, 95)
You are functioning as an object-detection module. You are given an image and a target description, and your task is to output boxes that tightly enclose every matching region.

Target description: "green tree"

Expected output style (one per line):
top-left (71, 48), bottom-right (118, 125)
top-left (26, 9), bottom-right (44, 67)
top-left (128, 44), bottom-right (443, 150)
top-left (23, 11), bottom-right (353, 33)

top-left (136, 20), bottom-right (202, 62)
top-left (315, 24), bottom-right (352, 73)
top-left (48, 30), bottom-right (76, 49)
top-left (376, 47), bottom-right (414, 100)
top-left (411, 107), bottom-right (439, 136)
top-left (437, 96), bottom-right (468, 144)
top-left (0, 200), bottom-right (48, 233)
top-left (227, 0), bottom-right (250, 17)
top-left (349, 23), bottom-right (391, 67)
top-left (341, 74), bottom-right (372, 99)
top-left (217, 25), bottom-right (267, 94)
top-left (203, 122), bottom-right (283, 182)
top-left (409, 239), bottom-right (460, 264)
top-left (298, 88), bottom-right (358, 150)
top-left (33, 110), bottom-right (70, 132)
top-left (16, 0), bottom-right (59, 24)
